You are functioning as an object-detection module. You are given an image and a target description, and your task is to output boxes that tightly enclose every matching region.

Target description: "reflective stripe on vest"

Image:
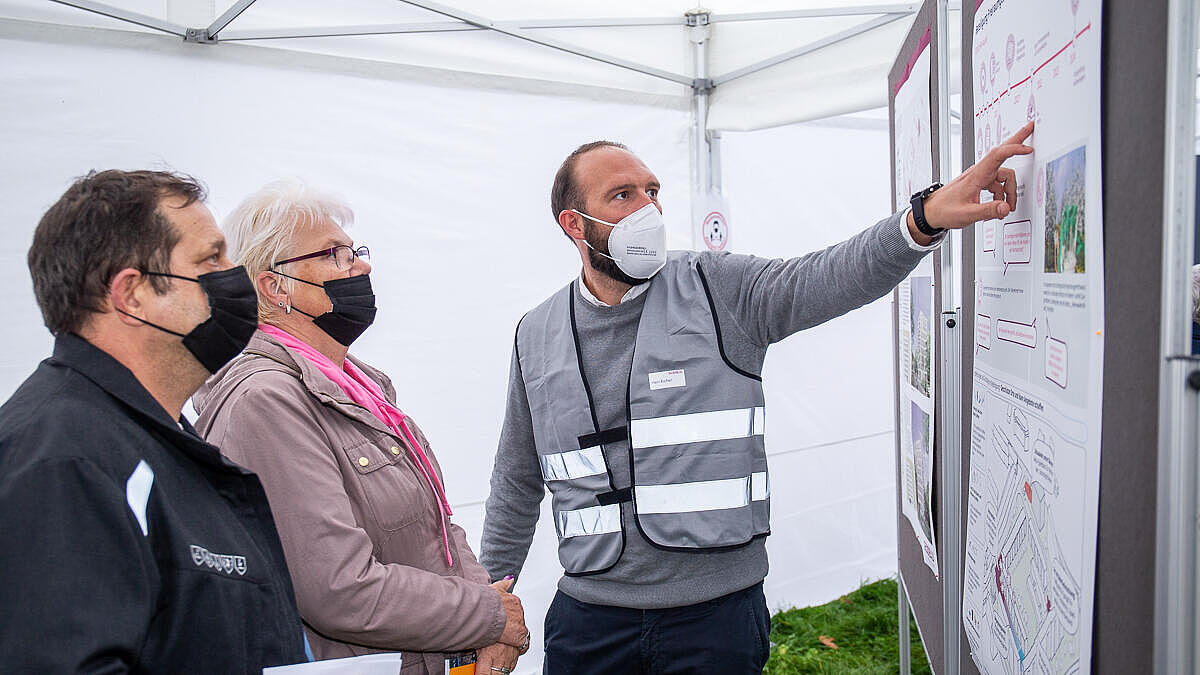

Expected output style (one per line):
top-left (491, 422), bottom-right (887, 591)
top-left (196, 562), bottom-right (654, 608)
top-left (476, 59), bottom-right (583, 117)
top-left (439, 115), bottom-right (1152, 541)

top-left (558, 503), bottom-right (622, 538)
top-left (630, 406), bottom-right (765, 450)
top-left (539, 445), bottom-right (607, 482)
top-left (635, 471), bottom-right (769, 514)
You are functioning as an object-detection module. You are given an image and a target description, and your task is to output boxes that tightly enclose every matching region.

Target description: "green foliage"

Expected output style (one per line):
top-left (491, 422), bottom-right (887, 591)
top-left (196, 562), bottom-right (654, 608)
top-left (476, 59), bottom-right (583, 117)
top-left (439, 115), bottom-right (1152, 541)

top-left (765, 578), bottom-right (932, 674)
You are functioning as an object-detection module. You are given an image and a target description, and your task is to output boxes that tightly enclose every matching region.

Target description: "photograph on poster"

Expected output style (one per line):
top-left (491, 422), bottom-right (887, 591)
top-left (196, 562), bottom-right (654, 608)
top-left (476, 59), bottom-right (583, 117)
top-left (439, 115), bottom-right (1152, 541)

top-left (910, 275), bottom-right (933, 398)
top-left (911, 401), bottom-right (933, 545)
top-left (1044, 145), bottom-right (1087, 274)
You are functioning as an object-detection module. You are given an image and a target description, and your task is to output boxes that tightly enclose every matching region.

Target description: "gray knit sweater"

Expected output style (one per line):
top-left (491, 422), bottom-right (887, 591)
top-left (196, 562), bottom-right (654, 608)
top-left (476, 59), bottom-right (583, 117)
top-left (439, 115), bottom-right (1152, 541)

top-left (480, 211), bottom-right (930, 609)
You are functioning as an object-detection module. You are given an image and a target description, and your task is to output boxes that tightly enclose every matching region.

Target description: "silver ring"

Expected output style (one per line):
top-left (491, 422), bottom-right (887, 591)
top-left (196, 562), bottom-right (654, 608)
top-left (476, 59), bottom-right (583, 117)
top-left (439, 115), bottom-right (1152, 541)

top-left (489, 668), bottom-right (512, 674)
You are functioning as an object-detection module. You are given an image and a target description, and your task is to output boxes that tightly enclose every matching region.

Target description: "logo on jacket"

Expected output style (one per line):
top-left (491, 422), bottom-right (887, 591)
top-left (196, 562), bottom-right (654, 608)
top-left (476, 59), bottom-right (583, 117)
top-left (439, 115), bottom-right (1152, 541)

top-left (189, 544), bottom-right (248, 575)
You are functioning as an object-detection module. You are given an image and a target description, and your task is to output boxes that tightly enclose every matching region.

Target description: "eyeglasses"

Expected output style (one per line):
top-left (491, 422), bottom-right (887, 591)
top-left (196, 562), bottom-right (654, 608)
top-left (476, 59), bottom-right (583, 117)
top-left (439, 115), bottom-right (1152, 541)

top-left (271, 245), bottom-right (370, 271)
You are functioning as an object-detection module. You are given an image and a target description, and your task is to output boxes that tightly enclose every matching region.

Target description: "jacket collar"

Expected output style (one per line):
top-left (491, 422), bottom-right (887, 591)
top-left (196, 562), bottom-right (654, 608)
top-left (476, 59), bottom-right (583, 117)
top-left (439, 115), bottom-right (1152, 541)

top-left (51, 332), bottom-right (246, 472)
top-left (232, 330), bottom-right (400, 438)
top-left (52, 332), bottom-right (182, 430)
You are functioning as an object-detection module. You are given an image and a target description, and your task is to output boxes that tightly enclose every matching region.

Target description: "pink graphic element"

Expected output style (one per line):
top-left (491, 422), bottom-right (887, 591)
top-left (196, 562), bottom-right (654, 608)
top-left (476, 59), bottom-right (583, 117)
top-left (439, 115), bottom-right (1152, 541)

top-left (982, 222), bottom-right (998, 253)
top-left (1071, 0), bottom-right (1080, 15)
top-left (893, 26), bottom-right (932, 95)
top-left (997, 318), bottom-right (1037, 348)
top-left (1006, 34), bottom-right (1015, 71)
top-left (977, 314), bottom-right (993, 350)
top-left (1002, 219), bottom-right (1033, 270)
top-left (1026, 93), bottom-right (1036, 121)
top-left (1037, 166), bottom-right (1046, 206)
top-left (974, 22), bottom-right (1093, 119)
top-left (1045, 336), bottom-right (1069, 389)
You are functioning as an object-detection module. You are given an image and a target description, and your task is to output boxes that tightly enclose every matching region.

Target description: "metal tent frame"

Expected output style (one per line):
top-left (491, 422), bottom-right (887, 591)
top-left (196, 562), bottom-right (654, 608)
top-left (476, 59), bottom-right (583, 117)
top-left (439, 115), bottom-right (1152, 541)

top-left (46, 0), bottom-right (932, 198)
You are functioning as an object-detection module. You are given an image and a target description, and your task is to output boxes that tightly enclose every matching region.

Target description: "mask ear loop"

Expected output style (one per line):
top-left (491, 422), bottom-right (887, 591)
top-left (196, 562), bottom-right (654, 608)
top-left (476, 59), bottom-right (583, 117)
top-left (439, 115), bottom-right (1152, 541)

top-left (571, 209), bottom-right (622, 263)
top-left (272, 271), bottom-right (307, 317)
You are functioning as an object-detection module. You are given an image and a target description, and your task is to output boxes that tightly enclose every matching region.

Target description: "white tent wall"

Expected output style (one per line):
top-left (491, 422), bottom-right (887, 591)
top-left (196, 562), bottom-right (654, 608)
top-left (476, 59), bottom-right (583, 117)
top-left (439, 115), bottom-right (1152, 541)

top-left (2, 13), bottom-right (907, 674)
top-left (718, 114), bottom-right (899, 609)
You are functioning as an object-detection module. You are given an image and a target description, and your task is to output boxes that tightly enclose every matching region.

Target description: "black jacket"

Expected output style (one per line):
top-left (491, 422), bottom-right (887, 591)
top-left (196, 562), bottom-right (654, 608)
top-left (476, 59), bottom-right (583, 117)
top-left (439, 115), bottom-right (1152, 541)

top-left (0, 333), bottom-right (307, 673)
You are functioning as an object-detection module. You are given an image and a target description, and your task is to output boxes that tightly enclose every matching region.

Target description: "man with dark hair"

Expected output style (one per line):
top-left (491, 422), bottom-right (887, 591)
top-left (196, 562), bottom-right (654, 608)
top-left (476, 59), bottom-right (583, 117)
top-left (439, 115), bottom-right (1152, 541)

top-left (0, 170), bottom-right (308, 671)
top-left (481, 124), bottom-right (1034, 673)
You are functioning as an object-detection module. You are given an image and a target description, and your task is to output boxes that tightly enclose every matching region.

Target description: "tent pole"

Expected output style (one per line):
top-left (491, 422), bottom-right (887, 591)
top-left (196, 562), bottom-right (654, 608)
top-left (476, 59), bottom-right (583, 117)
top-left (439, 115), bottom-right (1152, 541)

top-left (687, 9), bottom-right (713, 251)
top-left (712, 13), bottom-right (910, 87)
top-left (391, 0), bottom-right (692, 86)
top-left (688, 9), bottom-right (712, 196)
top-left (48, 0), bottom-right (186, 36)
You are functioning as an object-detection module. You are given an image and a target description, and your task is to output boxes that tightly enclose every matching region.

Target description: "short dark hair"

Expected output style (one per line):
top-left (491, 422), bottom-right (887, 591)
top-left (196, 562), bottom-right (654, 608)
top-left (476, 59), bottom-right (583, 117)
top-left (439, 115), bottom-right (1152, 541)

top-left (550, 140), bottom-right (630, 238)
top-left (28, 169), bottom-right (207, 335)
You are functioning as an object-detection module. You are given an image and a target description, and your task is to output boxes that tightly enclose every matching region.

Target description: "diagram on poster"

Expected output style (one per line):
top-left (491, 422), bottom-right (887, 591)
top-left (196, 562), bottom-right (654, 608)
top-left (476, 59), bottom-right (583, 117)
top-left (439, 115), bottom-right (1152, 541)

top-left (892, 27), bottom-right (938, 577)
top-left (963, 0), bottom-right (1103, 673)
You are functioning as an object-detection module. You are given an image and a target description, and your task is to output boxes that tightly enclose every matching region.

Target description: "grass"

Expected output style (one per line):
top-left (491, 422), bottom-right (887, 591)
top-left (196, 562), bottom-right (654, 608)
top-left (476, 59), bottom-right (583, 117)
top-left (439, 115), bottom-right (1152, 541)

top-left (765, 578), bottom-right (932, 674)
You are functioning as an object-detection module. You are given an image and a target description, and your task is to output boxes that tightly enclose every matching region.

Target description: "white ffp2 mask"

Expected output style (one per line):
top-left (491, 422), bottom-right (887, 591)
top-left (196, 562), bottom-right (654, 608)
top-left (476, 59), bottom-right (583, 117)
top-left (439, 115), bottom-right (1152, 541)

top-left (572, 203), bottom-right (667, 280)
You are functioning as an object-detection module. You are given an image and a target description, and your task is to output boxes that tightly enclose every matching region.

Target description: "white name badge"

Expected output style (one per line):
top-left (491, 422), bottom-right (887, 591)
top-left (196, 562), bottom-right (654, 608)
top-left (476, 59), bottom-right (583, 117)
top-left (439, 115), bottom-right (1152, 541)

top-left (648, 369), bottom-right (686, 391)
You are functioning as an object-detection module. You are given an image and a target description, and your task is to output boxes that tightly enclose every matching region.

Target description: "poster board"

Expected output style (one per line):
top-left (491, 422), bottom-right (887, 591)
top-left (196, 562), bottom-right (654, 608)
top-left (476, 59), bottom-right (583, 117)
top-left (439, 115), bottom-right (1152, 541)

top-left (958, 0), bottom-right (1164, 672)
top-left (893, 0), bottom-right (1169, 672)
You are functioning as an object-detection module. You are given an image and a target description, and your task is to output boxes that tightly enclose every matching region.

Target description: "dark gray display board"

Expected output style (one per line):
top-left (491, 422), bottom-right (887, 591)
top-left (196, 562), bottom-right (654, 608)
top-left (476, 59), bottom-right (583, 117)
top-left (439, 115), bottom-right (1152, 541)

top-left (888, 0), bottom-right (946, 670)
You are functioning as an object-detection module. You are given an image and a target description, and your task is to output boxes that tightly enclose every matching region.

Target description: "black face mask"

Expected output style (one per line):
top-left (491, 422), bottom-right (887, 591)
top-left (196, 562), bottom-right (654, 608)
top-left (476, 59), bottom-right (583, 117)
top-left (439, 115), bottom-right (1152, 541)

top-left (118, 266), bottom-right (259, 373)
top-left (275, 272), bottom-right (377, 346)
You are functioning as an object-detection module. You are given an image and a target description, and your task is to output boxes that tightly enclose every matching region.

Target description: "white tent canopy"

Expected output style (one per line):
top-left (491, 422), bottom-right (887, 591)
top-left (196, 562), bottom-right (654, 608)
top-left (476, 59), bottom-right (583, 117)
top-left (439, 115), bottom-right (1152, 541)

top-left (1, 0), bottom-right (960, 131)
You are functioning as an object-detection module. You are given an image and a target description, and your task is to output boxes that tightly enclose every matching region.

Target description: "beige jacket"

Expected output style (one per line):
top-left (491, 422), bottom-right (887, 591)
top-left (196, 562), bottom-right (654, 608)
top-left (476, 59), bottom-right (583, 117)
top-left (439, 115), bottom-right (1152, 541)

top-left (194, 331), bottom-right (504, 674)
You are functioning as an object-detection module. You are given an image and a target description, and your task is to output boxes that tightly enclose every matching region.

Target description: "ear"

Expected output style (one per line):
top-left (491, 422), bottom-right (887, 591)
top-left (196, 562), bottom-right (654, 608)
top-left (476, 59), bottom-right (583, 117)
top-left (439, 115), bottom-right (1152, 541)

top-left (558, 210), bottom-right (585, 241)
top-left (109, 268), bottom-right (149, 327)
top-left (257, 270), bottom-right (286, 309)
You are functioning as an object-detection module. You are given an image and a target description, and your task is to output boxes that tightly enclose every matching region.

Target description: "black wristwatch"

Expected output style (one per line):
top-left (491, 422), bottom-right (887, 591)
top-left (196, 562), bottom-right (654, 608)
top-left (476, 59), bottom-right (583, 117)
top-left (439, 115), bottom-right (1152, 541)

top-left (909, 183), bottom-right (944, 237)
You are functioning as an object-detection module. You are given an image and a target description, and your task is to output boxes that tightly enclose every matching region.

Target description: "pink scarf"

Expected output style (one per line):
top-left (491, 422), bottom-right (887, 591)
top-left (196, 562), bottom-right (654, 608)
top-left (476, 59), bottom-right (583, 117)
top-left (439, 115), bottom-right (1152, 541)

top-left (259, 324), bottom-right (455, 567)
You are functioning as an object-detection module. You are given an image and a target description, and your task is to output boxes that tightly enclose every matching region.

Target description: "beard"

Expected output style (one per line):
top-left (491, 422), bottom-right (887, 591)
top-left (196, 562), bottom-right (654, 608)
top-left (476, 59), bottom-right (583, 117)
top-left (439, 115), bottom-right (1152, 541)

top-left (583, 220), bottom-right (651, 286)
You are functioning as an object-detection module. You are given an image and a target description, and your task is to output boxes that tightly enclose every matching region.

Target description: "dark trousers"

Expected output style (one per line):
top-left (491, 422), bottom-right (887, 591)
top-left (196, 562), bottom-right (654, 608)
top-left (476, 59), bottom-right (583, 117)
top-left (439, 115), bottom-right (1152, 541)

top-left (543, 582), bottom-right (770, 675)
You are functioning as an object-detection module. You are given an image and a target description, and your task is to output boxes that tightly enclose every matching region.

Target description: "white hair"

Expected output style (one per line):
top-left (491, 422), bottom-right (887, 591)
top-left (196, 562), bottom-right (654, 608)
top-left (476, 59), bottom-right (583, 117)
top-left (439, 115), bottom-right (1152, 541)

top-left (1192, 264), bottom-right (1200, 325)
top-left (223, 178), bottom-right (354, 321)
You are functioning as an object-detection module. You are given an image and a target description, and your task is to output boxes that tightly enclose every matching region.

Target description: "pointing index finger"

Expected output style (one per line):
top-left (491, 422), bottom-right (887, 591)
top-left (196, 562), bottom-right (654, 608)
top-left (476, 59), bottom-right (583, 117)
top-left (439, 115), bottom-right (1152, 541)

top-left (1002, 120), bottom-right (1035, 146)
top-left (976, 133), bottom-right (1034, 179)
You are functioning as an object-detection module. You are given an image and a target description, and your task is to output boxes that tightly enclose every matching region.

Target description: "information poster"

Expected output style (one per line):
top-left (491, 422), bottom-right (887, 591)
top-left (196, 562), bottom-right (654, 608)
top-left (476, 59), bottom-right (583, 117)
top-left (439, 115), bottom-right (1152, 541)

top-left (893, 27), bottom-right (938, 578)
top-left (962, 0), bottom-right (1104, 673)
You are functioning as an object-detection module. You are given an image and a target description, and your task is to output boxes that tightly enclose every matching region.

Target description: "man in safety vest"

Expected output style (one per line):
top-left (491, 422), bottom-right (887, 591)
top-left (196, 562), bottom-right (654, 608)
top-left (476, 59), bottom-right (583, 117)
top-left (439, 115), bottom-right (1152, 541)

top-left (481, 123), bottom-right (1034, 673)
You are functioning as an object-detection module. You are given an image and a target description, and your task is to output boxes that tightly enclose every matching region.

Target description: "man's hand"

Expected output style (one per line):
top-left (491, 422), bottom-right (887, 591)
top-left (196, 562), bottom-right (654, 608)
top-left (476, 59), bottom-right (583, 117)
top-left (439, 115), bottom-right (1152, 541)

top-left (476, 577), bottom-right (527, 675)
top-left (475, 641), bottom-right (520, 675)
top-left (914, 121), bottom-right (1035, 236)
top-left (492, 577), bottom-right (527, 646)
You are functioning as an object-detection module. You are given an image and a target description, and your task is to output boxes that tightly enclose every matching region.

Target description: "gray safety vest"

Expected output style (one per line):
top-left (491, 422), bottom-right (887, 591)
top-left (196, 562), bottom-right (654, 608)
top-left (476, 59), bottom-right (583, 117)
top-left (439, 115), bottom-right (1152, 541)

top-left (516, 251), bottom-right (770, 575)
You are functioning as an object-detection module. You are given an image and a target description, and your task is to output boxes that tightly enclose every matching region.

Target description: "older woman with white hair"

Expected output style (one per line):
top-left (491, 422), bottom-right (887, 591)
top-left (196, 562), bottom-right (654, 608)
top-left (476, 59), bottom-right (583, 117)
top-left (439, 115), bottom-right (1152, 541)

top-left (193, 179), bottom-right (528, 674)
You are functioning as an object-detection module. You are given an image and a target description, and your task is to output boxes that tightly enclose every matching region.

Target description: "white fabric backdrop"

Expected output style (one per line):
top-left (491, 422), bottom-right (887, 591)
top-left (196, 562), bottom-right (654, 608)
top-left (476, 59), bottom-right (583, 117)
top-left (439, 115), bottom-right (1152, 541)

top-left (1, 27), bottom-right (900, 673)
top-left (718, 113), bottom-right (899, 609)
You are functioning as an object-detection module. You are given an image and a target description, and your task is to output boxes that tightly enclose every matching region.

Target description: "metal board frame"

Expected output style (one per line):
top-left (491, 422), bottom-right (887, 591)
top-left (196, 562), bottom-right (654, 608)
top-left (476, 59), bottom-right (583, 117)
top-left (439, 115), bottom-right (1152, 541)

top-left (889, 1), bottom-right (949, 671)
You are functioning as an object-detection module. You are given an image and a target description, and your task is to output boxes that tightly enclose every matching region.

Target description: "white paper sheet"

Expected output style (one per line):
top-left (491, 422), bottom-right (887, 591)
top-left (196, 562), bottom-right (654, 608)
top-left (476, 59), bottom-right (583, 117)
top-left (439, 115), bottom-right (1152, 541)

top-left (962, 1), bottom-right (1104, 672)
top-left (893, 31), bottom-right (939, 578)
